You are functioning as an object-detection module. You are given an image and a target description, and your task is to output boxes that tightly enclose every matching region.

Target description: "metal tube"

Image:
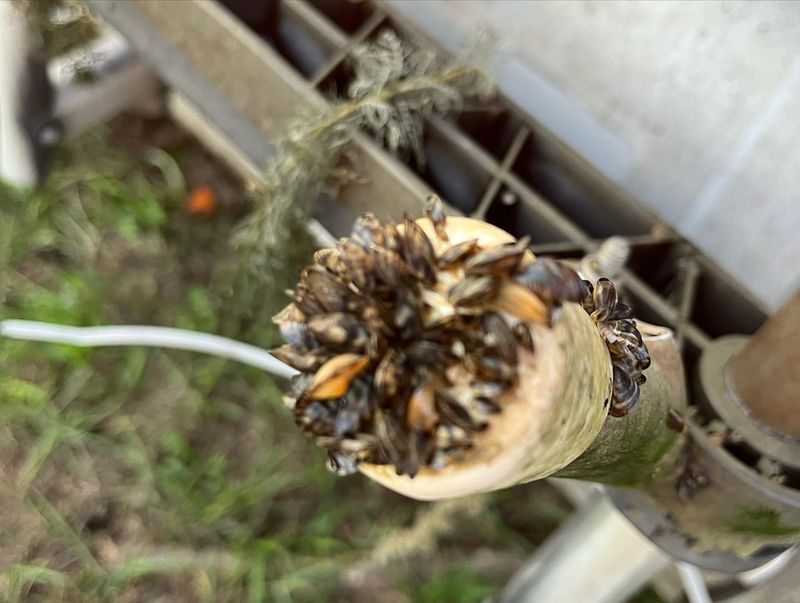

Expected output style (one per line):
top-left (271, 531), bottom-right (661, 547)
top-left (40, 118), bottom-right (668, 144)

top-left (676, 563), bottom-right (712, 603)
top-left (729, 290), bottom-right (800, 438)
top-left (498, 494), bottom-right (670, 603)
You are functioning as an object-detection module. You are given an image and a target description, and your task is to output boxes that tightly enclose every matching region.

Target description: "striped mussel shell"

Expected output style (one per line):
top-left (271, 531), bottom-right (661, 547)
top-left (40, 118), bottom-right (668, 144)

top-left (581, 278), bottom-right (650, 416)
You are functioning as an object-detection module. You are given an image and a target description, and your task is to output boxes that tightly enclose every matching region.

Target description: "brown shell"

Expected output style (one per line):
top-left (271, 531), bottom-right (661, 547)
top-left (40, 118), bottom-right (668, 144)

top-left (307, 354), bottom-right (370, 400)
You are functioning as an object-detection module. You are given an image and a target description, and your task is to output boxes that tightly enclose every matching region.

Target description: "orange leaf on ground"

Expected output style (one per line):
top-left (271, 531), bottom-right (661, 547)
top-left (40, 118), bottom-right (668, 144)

top-left (185, 185), bottom-right (217, 216)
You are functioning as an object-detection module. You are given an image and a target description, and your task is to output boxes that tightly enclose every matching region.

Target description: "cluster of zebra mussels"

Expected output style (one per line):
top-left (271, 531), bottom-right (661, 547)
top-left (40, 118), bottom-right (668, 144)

top-left (580, 278), bottom-right (651, 417)
top-left (273, 200), bottom-right (649, 476)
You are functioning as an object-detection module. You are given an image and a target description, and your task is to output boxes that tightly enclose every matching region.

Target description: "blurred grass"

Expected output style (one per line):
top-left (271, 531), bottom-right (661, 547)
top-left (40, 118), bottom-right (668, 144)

top-left (0, 119), bottom-right (577, 602)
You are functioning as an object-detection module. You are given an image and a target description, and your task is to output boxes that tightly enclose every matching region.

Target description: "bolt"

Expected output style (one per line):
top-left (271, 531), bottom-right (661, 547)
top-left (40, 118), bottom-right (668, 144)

top-left (580, 236), bottom-right (631, 281)
top-left (36, 120), bottom-right (63, 147)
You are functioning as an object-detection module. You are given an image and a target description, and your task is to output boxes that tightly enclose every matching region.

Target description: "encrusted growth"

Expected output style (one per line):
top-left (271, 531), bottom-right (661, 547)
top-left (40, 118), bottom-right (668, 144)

top-left (274, 199), bottom-right (648, 476)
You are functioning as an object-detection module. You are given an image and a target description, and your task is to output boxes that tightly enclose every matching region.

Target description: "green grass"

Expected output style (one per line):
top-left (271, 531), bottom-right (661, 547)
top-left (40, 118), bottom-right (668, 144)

top-left (0, 120), bottom-right (574, 602)
top-left (406, 566), bottom-right (494, 603)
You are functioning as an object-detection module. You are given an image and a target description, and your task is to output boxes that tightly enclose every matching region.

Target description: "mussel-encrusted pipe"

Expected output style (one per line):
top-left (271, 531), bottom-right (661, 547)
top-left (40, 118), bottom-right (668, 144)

top-left (273, 198), bottom-right (651, 500)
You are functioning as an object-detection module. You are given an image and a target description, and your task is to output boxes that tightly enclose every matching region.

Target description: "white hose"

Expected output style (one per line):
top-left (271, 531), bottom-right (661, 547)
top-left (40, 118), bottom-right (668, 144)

top-left (0, 320), bottom-right (298, 380)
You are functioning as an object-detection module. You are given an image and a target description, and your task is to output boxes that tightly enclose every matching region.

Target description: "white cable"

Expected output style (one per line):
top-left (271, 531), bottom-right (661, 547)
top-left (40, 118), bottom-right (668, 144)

top-left (0, 320), bottom-right (298, 380)
top-left (676, 563), bottom-right (712, 603)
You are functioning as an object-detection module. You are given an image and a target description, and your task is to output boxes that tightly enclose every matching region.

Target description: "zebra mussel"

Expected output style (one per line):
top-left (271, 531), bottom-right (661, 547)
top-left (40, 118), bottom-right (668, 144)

top-left (274, 196), bottom-right (648, 477)
top-left (580, 278), bottom-right (650, 417)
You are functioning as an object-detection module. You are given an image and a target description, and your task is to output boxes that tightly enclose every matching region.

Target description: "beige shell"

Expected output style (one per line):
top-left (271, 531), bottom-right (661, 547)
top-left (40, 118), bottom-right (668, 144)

top-left (359, 217), bottom-right (614, 500)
